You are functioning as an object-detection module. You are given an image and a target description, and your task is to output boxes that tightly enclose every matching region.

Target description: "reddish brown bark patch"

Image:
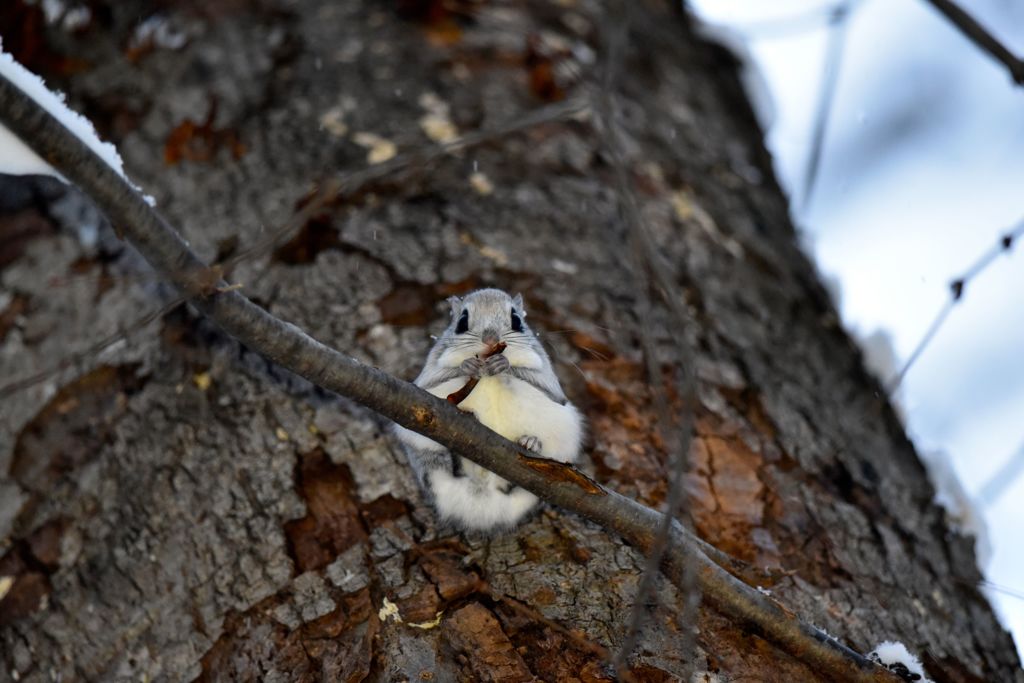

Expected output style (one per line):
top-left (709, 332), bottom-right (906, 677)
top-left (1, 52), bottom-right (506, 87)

top-left (628, 665), bottom-right (679, 682)
top-left (567, 331), bottom-right (616, 364)
top-left (581, 358), bottom-right (670, 504)
top-left (525, 36), bottom-right (567, 102)
top-left (517, 524), bottom-right (592, 566)
top-left (444, 603), bottom-right (534, 683)
top-left (0, 208), bottom-right (56, 272)
top-left (0, 293), bottom-right (28, 344)
top-left (583, 352), bottom-right (783, 566)
top-left (400, 583), bottom-right (444, 624)
top-left (377, 283), bottom-right (438, 326)
top-left (419, 546), bottom-right (481, 602)
top-left (0, 516), bottom-right (69, 627)
top-left (25, 518), bottom-right (67, 571)
top-left (284, 449), bottom-right (367, 573)
top-left (698, 609), bottom-right (822, 683)
top-left (164, 100), bottom-right (246, 165)
top-left (687, 418), bottom-right (769, 564)
top-left (921, 654), bottom-right (988, 683)
top-left (376, 277), bottom-right (479, 327)
top-left (704, 435), bottom-right (764, 524)
top-left (12, 365), bottom-right (143, 496)
top-left (272, 215), bottom-right (340, 265)
top-left (198, 588), bottom-right (375, 683)
top-left (360, 493), bottom-right (410, 527)
top-left (302, 604), bottom-right (361, 640)
top-left (510, 627), bottom-right (610, 682)
top-left (494, 598), bottom-right (679, 683)
top-left (0, 542), bottom-right (51, 627)
top-left (0, 571), bottom-right (49, 627)
top-left (0, 1), bottom-right (90, 77)
top-left (395, 0), bottom-right (466, 47)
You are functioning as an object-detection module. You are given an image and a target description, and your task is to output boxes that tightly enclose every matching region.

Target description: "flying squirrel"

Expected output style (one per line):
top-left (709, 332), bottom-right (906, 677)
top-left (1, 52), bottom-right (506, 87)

top-left (392, 288), bottom-right (584, 532)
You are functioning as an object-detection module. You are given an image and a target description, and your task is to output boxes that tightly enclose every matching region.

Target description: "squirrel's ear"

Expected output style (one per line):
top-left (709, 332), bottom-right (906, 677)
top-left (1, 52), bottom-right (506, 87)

top-left (512, 293), bottom-right (525, 315)
top-left (446, 296), bottom-right (463, 319)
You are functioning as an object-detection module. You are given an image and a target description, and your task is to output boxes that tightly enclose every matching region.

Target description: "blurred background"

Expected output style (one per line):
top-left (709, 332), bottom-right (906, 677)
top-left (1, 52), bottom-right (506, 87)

top-left (689, 0), bottom-right (1024, 658)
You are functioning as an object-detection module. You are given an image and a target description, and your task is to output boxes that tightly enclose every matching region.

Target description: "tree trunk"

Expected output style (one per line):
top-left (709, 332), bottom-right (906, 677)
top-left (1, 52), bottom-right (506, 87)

top-left (1, 1), bottom-right (1019, 681)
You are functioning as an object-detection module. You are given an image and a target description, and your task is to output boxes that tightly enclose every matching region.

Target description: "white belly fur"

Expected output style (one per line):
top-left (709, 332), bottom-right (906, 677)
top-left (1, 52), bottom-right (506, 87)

top-left (393, 374), bottom-right (583, 531)
top-left (428, 375), bottom-right (581, 463)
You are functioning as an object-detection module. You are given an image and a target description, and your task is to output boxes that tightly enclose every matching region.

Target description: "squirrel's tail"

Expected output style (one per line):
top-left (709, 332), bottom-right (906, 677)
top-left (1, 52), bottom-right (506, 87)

top-left (458, 457), bottom-right (510, 492)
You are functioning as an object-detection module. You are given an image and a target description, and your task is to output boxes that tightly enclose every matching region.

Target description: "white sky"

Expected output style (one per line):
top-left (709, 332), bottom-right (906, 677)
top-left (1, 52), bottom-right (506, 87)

top-left (691, 0), bottom-right (1024, 661)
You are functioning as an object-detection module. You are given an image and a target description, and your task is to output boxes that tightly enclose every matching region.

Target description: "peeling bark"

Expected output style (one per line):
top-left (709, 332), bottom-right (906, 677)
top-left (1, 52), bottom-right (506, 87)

top-left (0, 1), bottom-right (1020, 682)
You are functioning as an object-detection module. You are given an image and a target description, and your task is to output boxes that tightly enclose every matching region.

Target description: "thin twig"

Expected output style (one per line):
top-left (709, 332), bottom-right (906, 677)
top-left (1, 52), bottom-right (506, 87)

top-left (975, 579), bottom-right (1024, 603)
top-left (722, 2), bottom-right (853, 40)
top-left (922, 0), bottom-right (1024, 85)
top-left (977, 440), bottom-right (1024, 507)
top-left (0, 66), bottom-right (899, 683)
top-left (884, 299), bottom-right (952, 394)
top-left (446, 341), bottom-right (506, 404)
top-left (0, 295), bottom-right (186, 398)
top-left (887, 219), bottom-right (1024, 392)
top-left (597, 3), bottom-right (699, 676)
top-left (801, 2), bottom-right (853, 212)
top-left (45, 269), bottom-right (167, 291)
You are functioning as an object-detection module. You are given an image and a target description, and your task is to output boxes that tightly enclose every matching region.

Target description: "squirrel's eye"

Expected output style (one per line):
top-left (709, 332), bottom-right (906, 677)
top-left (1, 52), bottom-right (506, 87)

top-left (510, 310), bottom-right (523, 332)
top-left (456, 310), bottom-right (469, 334)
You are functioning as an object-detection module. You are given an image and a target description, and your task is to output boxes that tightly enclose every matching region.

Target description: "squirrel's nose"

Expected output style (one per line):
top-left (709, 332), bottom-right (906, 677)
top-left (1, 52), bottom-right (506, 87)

top-left (481, 330), bottom-right (500, 347)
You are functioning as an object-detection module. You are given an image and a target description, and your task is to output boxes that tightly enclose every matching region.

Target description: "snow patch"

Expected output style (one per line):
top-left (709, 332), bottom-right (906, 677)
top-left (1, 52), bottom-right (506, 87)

top-left (129, 16), bottom-right (188, 52)
top-left (28, 0), bottom-right (91, 32)
top-left (868, 641), bottom-right (932, 682)
top-left (61, 6), bottom-right (91, 31)
top-left (0, 41), bottom-right (155, 205)
top-left (919, 449), bottom-right (991, 567)
top-left (855, 328), bottom-right (899, 389)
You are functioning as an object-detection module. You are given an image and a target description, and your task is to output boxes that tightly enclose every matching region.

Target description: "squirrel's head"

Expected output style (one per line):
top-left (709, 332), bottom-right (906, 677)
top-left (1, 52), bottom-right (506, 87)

top-left (444, 288), bottom-right (529, 347)
top-left (431, 288), bottom-right (548, 371)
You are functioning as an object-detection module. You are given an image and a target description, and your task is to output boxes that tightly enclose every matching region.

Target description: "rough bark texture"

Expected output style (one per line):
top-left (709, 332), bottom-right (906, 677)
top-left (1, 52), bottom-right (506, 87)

top-left (0, 1), bottom-right (1020, 682)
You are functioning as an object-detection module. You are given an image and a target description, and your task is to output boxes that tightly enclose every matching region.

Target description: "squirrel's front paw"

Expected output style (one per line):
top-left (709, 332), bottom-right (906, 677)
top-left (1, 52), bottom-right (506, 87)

top-left (460, 356), bottom-right (485, 378)
top-left (518, 435), bottom-right (542, 453)
top-left (483, 354), bottom-right (510, 376)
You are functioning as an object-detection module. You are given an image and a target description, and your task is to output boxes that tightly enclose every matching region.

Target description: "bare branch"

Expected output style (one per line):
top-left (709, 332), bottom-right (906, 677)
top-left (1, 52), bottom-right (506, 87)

top-left (0, 295), bottom-right (186, 398)
top-left (724, 2), bottom-right (853, 40)
top-left (977, 441), bottom-right (1024, 507)
top-left (975, 579), bottom-right (1024, 602)
top-left (922, 0), bottom-right (1024, 85)
top-left (595, 3), bottom-right (699, 676)
top-left (0, 70), bottom-right (900, 683)
top-left (885, 299), bottom-right (952, 394)
top-left (887, 219), bottom-right (1024, 392)
top-left (801, 2), bottom-right (854, 212)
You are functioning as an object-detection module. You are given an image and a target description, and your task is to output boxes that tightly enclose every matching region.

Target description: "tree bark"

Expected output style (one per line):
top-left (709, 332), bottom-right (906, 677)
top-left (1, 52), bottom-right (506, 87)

top-left (0, 1), bottom-right (1019, 682)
